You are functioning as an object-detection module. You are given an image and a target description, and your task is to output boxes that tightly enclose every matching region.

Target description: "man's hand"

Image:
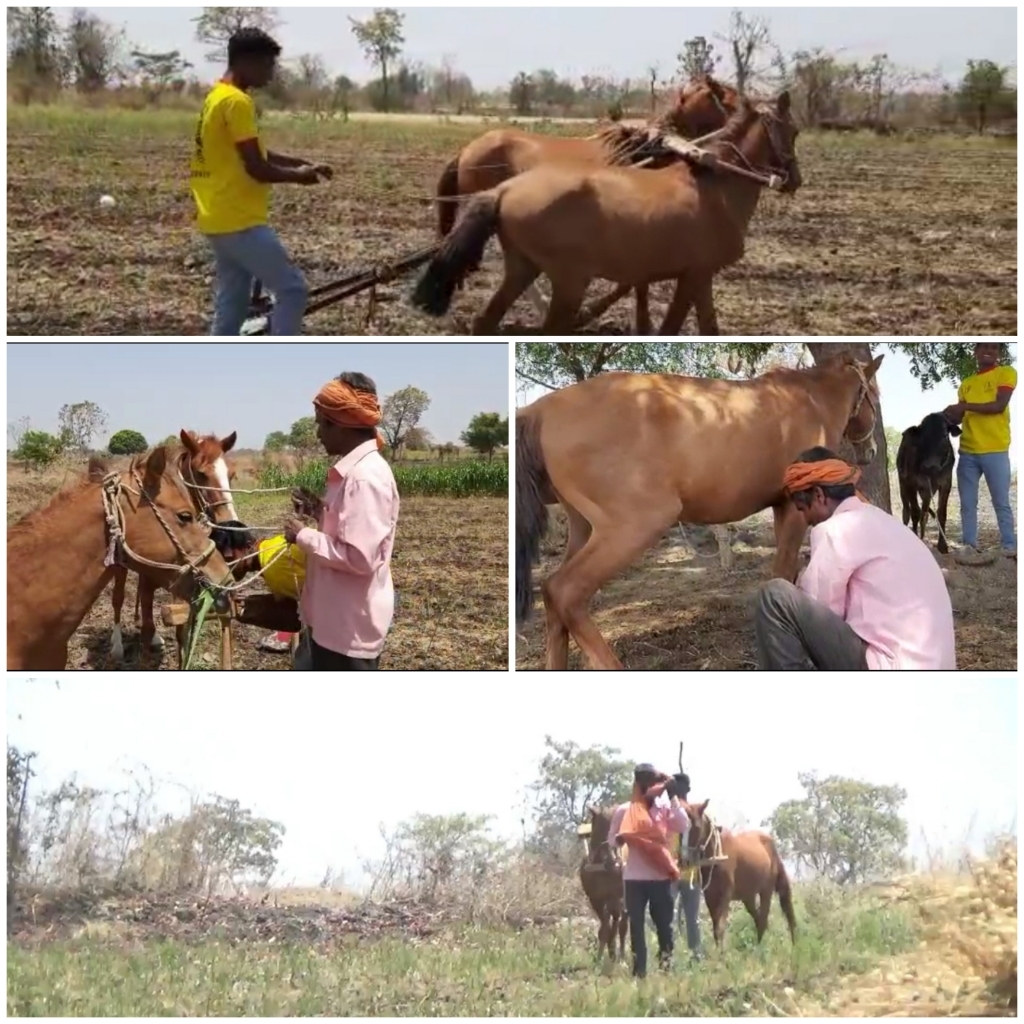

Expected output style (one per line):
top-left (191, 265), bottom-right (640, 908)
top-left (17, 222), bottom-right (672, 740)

top-left (283, 517), bottom-right (308, 545)
top-left (944, 403), bottom-right (966, 423)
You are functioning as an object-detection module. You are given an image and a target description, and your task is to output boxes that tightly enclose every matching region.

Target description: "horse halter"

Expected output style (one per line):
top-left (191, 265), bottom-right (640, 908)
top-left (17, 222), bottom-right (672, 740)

top-left (687, 810), bottom-right (726, 892)
top-left (845, 364), bottom-right (879, 446)
top-left (178, 450), bottom-right (232, 525)
top-left (101, 468), bottom-right (218, 580)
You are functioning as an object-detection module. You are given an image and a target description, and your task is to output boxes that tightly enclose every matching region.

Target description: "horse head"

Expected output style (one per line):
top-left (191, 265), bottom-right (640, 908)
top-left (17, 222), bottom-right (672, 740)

top-left (722, 90), bottom-right (802, 195)
top-left (683, 798), bottom-right (717, 861)
top-left (838, 354), bottom-right (885, 464)
top-left (664, 74), bottom-right (739, 139)
top-left (178, 429), bottom-right (254, 553)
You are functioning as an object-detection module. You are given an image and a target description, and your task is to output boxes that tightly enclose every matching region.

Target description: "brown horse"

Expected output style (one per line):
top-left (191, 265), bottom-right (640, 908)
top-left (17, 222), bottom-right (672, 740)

top-left (515, 352), bottom-right (883, 670)
top-left (109, 430), bottom-right (243, 667)
top-left (413, 92), bottom-right (798, 336)
top-left (579, 806), bottom-right (628, 960)
top-left (684, 800), bottom-right (796, 949)
top-left (432, 75), bottom-right (740, 334)
top-left (7, 448), bottom-right (233, 670)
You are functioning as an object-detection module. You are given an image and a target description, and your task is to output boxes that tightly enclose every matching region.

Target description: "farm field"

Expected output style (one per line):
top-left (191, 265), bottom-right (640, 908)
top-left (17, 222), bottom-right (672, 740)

top-left (7, 454), bottom-right (509, 671)
top-left (6, 106), bottom-right (1017, 336)
top-left (516, 473), bottom-right (1017, 672)
top-left (7, 842), bottom-right (1016, 1017)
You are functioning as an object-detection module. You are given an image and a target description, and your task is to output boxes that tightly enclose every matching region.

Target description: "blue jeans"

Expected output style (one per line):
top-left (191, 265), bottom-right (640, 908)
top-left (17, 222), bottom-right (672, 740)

top-left (957, 450), bottom-right (1016, 552)
top-left (206, 225), bottom-right (307, 335)
top-left (673, 877), bottom-right (703, 959)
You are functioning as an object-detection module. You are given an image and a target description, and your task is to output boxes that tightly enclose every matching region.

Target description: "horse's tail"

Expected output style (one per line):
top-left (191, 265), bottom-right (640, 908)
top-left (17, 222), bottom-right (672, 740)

top-left (774, 849), bottom-right (797, 943)
top-left (410, 192), bottom-right (500, 317)
top-left (515, 409), bottom-right (550, 626)
top-left (436, 155), bottom-right (461, 238)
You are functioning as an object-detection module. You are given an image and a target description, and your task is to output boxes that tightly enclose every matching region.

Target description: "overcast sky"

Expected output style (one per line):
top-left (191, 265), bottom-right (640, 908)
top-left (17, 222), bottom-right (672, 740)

top-left (7, 677), bottom-right (1016, 890)
top-left (80, 6), bottom-right (1017, 88)
top-left (6, 342), bottom-right (509, 449)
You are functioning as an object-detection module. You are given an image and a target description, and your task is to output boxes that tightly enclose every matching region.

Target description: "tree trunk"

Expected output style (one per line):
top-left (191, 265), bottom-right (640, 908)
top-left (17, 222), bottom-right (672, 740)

top-left (805, 342), bottom-right (892, 514)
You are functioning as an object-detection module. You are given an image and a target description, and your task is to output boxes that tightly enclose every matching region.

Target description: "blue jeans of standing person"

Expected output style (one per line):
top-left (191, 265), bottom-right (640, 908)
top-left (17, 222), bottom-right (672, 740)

top-left (206, 225), bottom-right (307, 336)
top-left (957, 451), bottom-right (1017, 553)
top-left (674, 877), bottom-right (703, 960)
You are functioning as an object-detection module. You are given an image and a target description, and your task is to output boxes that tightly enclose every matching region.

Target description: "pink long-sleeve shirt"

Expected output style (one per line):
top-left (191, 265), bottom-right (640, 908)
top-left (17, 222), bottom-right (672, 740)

top-left (798, 497), bottom-right (956, 670)
top-left (295, 440), bottom-right (399, 659)
top-left (608, 797), bottom-right (689, 882)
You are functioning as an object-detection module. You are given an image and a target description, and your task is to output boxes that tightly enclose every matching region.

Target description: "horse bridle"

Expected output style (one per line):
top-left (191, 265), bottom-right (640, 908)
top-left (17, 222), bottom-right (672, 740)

top-left (101, 467), bottom-right (218, 580)
top-left (845, 364), bottom-right (879, 447)
top-left (178, 449), bottom-right (233, 525)
top-left (687, 812), bottom-right (725, 893)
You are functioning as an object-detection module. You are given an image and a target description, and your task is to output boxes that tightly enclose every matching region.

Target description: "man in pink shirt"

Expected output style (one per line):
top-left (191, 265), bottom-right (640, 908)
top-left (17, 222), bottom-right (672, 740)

top-left (283, 372), bottom-right (399, 671)
top-left (608, 764), bottom-right (690, 978)
top-left (753, 446), bottom-right (956, 671)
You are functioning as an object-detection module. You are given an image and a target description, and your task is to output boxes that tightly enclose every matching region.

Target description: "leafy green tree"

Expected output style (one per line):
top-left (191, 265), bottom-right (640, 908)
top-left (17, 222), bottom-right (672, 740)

top-left (380, 386), bottom-right (431, 457)
top-left (7, 7), bottom-right (64, 86)
top-left (130, 49), bottom-right (192, 88)
top-left (461, 413), bottom-right (508, 461)
top-left (158, 434), bottom-right (180, 449)
top-left (528, 736), bottom-right (634, 867)
top-left (288, 416), bottom-right (318, 452)
top-left (192, 6), bottom-right (280, 64)
top-left (108, 429), bottom-right (148, 455)
top-left (677, 36), bottom-right (718, 81)
top-left (764, 772), bottom-right (908, 884)
top-left (349, 8), bottom-right (404, 112)
top-left (64, 9), bottom-right (124, 91)
top-left (264, 430), bottom-right (289, 451)
top-left (510, 71), bottom-right (534, 115)
top-left (957, 59), bottom-right (1010, 133)
top-left (14, 429), bottom-right (65, 468)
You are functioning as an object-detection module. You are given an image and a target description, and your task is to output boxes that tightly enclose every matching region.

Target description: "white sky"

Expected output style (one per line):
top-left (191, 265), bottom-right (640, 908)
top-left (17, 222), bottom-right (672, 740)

top-left (6, 677), bottom-right (1017, 889)
top-left (516, 343), bottom-right (1020, 468)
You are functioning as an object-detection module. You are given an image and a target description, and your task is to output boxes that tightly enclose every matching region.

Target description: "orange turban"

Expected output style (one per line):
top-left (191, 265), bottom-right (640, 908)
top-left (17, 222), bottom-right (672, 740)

top-left (313, 380), bottom-right (385, 450)
top-left (783, 458), bottom-right (867, 502)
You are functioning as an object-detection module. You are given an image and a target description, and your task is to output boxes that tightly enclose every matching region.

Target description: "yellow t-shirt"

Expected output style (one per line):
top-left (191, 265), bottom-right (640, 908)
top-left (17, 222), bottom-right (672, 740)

top-left (258, 535), bottom-right (306, 602)
top-left (958, 365), bottom-right (1017, 454)
top-left (190, 81), bottom-right (270, 235)
top-left (671, 831), bottom-right (699, 884)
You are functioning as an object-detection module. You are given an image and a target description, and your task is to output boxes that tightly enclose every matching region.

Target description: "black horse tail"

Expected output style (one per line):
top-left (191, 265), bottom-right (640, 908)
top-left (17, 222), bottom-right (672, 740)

top-left (436, 155), bottom-right (461, 238)
top-left (410, 193), bottom-right (500, 317)
top-left (515, 410), bottom-right (550, 625)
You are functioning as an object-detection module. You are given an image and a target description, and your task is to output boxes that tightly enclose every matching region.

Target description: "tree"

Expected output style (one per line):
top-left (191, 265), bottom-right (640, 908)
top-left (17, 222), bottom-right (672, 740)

top-left (13, 429), bottom-right (65, 468)
top-left (790, 49), bottom-right (854, 126)
top-left (64, 9), bottom-right (124, 91)
top-left (57, 401), bottom-right (107, 454)
top-left (287, 416), bottom-right (318, 452)
top-left (264, 430), bottom-right (289, 451)
top-left (7, 7), bottom-right (64, 87)
top-left (958, 59), bottom-right (1010, 133)
top-left (677, 36), bottom-right (718, 82)
top-left (528, 736), bottom-right (634, 867)
top-left (380, 386), bottom-right (431, 458)
top-left (7, 745), bottom-right (35, 934)
top-left (461, 413), bottom-right (508, 462)
top-left (332, 74), bottom-right (355, 119)
top-left (764, 772), bottom-right (908, 884)
top-left (404, 425), bottom-right (434, 452)
top-left (108, 429), bottom-right (148, 455)
top-left (510, 71), bottom-right (534, 115)
top-left (192, 6), bottom-right (280, 64)
top-left (130, 49), bottom-right (192, 89)
top-left (349, 8), bottom-right (404, 112)
top-left (717, 11), bottom-right (773, 94)
top-left (7, 415), bottom-right (31, 451)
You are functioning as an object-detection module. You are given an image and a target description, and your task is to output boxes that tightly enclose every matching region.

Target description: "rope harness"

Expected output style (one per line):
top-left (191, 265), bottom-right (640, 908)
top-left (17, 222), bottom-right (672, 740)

top-left (685, 811), bottom-right (729, 894)
top-left (845, 364), bottom-right (879, 447)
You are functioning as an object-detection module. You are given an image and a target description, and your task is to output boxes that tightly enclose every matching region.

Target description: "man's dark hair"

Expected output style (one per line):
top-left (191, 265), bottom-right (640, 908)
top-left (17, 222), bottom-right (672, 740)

top-left (227, 27), bottom-right (282, 65)
top-left (793, 446), bottom-right (857, 503)
top-left (336, 371), bottom-right (378, 396)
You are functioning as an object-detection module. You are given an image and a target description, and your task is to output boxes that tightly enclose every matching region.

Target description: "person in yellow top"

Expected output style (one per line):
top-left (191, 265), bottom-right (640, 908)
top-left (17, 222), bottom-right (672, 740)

top-left (669, 772), bottom-right (703, 962)
top-left (190, 27), bottom-right (333, 336)
top-left (944, 343), bottom-right (1017, 561)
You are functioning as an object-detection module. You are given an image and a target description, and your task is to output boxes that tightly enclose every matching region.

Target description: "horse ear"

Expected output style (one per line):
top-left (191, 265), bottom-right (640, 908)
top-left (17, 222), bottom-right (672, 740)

top-left (777, 90), bottom-right (792, 116)
top-left (867, 353), bottom-right (885, 378)
top-left (698, 799), bottom-right (710, 815)
top-left (220, 431), bottom-right (238, 453)
top-left (180, 429), bottom-right (199, 454)
top-left (144, 446), bottom-right (168, 487)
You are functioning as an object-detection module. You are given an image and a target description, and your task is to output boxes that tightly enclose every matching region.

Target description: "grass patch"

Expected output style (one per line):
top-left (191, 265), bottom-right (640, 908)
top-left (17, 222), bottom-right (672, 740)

top-left (6, 888), bottom-right (918, 1016)
top-left (257, 458), bottom-right (508, 498)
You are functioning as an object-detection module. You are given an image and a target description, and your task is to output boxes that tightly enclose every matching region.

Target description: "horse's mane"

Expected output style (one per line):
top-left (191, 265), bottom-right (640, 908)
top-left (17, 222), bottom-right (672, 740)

top-left (706, 98), bottom-right (760, 152)
top-left (595, 124), bottom-right (687, 168)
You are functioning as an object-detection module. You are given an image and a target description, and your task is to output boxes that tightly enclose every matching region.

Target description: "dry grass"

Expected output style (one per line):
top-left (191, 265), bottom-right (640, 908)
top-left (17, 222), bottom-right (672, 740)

top-left (516, 474), bottom-right (1016, 672)
top-left (7, 457), bottom-right (508, 671)
top-left (6, 107), bottom-right (1016, 335)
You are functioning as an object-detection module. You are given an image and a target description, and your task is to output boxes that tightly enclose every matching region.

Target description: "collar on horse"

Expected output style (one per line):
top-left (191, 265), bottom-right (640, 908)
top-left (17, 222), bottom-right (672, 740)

top-left (100, 469), bottom-right (217, 579)
top-left (845, 362), bottom-right (879, 446)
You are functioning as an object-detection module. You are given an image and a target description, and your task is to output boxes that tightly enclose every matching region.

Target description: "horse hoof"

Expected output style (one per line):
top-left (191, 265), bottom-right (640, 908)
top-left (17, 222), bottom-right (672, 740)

top-left (150, 633), bottom-right (165, 652)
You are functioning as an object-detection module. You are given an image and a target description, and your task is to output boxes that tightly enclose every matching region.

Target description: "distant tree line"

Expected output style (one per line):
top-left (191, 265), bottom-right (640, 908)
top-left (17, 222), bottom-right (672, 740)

top-left (7, 6), bottom-right (1016, 132)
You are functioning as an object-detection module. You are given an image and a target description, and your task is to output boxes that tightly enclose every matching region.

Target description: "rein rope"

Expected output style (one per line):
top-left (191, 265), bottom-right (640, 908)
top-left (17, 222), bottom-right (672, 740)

top-left (687, 811), bottom-right (728, 893)
top-left (845, 364), bottom-right (879, 446)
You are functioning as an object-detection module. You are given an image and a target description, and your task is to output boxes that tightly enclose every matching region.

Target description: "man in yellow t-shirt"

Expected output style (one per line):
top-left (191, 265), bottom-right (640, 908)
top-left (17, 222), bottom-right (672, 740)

top-left (190, 28), bottom-right (333, 336)
top-left (944, 343), bottom-right (1017, 561)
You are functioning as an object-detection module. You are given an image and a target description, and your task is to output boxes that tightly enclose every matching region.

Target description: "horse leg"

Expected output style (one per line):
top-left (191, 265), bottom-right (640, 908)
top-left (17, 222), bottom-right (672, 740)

top-left (542, 508), bottom-right (680, 670)
top-left (756, 887), bottom-right (774, 942)
top-left (137, 577), bottom-right (165, 661)
top-left (657, 276), bottom-right (695, 336)
top-left (741, 893), bottom-right (765, 942)
top-left (771, 501), bottom-right (808, 583)
top-left (545, 504), bottom-right (593, 672)
top-left (634, 284), bottom-right (652, 335)
top-left (574, 282), bottom-right (633, 330)
top-left (110, 567), bottom-right (127, 664)
top-left (471, 247), bottom-right (540, 335)
top-left (540, 280), bottom-right (589, 335)
top-left (693, 274), bottom-right (720, 336)
top-left (618, 907), bottom-right (628, 959)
